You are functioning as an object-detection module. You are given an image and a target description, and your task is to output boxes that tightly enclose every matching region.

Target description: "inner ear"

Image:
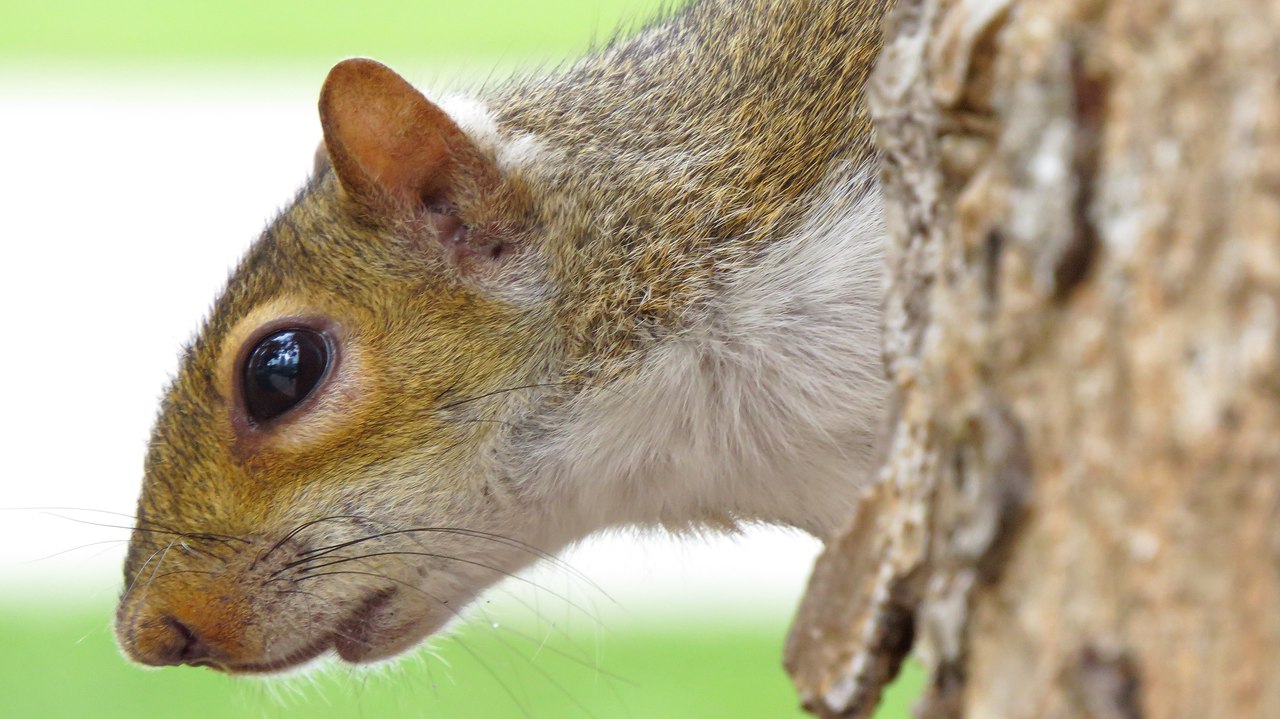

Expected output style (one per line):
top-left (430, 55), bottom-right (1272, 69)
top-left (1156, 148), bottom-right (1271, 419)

top-left (317, 58), bottom-right (524, 281)
top-left (318, 58), bottom-right (485, 209)
top-left (425, 200), bottom-right (468, 248)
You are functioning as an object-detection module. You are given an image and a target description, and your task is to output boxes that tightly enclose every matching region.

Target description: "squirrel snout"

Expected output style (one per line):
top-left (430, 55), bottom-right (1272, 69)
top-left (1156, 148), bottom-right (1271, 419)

top-left (148, 616), bottom-right (216, 667)
top-left (120, 610), bottom-right (221, 668)
top-left (116, 577), bottom-right (341, 673)
top-left (116, 584), bottom-right (266, 671)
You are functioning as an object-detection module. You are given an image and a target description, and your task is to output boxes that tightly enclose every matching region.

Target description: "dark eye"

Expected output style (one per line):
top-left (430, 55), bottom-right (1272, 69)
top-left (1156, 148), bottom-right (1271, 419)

top-left (242, 328), bottom-right (330, 422)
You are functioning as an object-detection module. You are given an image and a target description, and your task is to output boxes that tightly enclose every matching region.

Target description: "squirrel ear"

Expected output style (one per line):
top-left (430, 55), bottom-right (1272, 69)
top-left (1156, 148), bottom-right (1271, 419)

top-left (312, 141), bottom-right (331, 176)
top-left (318, 58), bottom-right (475, 208)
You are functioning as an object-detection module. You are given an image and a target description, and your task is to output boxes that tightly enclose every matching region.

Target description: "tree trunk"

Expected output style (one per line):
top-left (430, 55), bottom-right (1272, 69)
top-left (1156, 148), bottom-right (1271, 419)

top-left (784, 1), bottom-right (1280, 717)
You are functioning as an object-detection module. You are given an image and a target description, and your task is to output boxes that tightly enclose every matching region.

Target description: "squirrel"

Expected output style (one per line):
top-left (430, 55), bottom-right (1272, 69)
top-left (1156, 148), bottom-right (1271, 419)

top-left (116, 0), bottom-right (890, 673)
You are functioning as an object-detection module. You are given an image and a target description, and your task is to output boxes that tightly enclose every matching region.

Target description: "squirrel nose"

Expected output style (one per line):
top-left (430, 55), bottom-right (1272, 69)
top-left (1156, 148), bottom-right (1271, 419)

top-left (130, 614), bottom-right (218, 667)
top-left (166, 616), bottom-right (217, 665)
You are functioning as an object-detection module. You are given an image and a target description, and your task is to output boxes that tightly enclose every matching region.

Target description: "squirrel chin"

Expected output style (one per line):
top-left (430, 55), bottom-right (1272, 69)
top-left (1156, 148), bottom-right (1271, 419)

top-left (210, 589), bottom-right (447, 674)
top-left (330, 589), bottom-right (450, 666)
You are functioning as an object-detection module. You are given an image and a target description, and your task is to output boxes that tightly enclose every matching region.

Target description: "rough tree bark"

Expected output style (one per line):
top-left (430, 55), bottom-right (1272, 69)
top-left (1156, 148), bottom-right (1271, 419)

top-left (785, 1), bottom-right (1280, 718)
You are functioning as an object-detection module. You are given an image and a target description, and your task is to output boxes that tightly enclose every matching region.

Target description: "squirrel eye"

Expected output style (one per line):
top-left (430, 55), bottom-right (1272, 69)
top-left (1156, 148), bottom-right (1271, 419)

top-left (242, 328), bottom-right (330, 422)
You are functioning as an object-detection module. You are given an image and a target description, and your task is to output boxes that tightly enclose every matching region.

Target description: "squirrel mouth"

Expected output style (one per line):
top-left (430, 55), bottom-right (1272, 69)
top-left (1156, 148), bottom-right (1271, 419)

top-left (331, 588), bottom-right (402, 662)
top-left (213, 589), bottom-right (400, 674)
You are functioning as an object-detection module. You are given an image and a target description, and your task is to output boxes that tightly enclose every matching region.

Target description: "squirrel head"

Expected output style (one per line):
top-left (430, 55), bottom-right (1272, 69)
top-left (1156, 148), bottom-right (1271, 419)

top-left (113, 0), bottom-right (892, 665)
top-left (115, 59), bottom-right (575, 672)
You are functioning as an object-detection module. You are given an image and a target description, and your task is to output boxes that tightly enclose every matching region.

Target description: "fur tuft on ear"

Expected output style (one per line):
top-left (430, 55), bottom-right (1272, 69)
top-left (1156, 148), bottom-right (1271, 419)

top-left (311, 141), bottom-right (331, 177)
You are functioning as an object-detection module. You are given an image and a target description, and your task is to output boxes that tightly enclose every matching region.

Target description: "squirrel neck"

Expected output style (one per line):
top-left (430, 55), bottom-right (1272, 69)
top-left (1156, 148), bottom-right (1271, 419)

top-left (455, 0), bottom-right (892, 535)
top-left (488, 0), bottom-right (888, 378)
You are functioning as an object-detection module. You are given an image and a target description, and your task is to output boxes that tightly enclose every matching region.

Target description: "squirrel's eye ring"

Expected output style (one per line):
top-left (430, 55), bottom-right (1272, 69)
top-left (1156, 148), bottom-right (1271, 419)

top-left (242, 328), bottom-right (330, 423)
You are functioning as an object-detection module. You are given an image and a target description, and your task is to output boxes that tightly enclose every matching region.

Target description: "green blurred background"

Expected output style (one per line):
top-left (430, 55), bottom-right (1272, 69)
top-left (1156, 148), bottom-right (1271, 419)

top-left (3, 0), bottom-right (666, 65)
top-left (0, 1), bottom-right (921, 717)
top-left (1, 597), bottom-right (922, 718)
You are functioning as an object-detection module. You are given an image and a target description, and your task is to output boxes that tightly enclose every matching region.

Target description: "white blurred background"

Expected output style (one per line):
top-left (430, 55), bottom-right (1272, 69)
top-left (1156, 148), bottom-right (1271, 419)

top-left (0, 69), bottom-right (823, 624)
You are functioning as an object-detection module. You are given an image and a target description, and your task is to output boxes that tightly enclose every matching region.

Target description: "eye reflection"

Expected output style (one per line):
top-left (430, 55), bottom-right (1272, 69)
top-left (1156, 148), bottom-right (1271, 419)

top-left (242, 328), bottom-right (330, 422)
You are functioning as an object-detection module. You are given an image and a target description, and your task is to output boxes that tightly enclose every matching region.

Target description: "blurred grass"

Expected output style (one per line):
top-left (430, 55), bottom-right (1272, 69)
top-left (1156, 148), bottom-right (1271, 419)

top-left (0, 600), bottom-right (923, 718)
top-left (0, 0), bottom-right (675, 67)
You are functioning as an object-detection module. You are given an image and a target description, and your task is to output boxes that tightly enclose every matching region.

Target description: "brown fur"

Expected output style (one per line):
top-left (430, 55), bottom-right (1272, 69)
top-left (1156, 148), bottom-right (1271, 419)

top-left (117, 0), bottom-right (890, 673)
top-left (499, 0), bottom-right (884, 376)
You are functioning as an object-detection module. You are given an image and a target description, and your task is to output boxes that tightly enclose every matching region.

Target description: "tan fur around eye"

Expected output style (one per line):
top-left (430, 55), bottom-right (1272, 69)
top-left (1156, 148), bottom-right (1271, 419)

top-left (215, 296), bottom-right (378, 460)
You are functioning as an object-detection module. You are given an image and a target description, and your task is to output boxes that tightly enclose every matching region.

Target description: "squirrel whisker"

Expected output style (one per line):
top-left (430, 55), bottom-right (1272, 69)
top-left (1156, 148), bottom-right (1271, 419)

top-left (20, 506), bottom-right (248, 547)
top-left (268, 587), bottom-right (377, 654)
top-left (255, 513), bottom-right (372, 567)
top-left (297, 569), bottom-right (560, 718)
top-left (43, 513), bottom-right (247, 548)
top-left (120, 539), bottom-right (178, 635)
top-left (29, 538), bottom-right (133, 564)
top-left (282, 549), bottom-right (605, 628)
top-left (436, 381), bottom-right (620, 412)
top-left (489, 617), bottom-right (637, 687)
top-left (292, 524), bottom-right (608, 599)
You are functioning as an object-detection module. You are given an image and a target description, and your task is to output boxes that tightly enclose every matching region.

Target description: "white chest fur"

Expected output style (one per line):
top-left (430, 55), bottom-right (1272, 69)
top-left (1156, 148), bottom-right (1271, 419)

top-left (516, 166), bottom-right (887, 540)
